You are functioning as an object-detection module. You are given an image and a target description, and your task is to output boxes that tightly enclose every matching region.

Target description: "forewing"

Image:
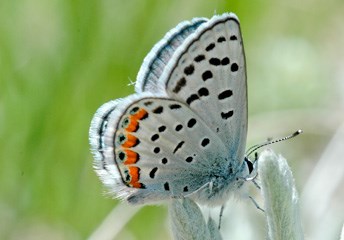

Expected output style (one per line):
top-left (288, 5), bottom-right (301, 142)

top-left (161, 13), bottom-right (247, 163)
top-left (135, 18), bottom-right (207, 93)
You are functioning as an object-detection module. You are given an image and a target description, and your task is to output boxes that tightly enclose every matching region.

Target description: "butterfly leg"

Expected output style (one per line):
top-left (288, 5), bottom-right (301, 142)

top-left (252, 179), bottom-right (261, 190)
top-left (249, 196), bottom-right (264, 212)
top-left (218, 204), bottom-right (225, 229)
top-left (248, 152), bottom-right (264, 212)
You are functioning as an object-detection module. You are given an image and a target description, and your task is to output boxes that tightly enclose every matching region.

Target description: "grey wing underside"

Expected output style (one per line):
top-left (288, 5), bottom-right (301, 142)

top-left (90, 93), bottom-right (229, 204)
top-left (160, 13), bottom-right (247, 165)
top-left (135, 17), bottom-right (207, 93)
top-left (89, 13), bottom-right (248, 204)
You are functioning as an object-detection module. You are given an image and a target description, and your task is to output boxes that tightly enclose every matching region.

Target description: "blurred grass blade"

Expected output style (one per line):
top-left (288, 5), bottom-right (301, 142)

top-left (301, 123), bottom-right (344, 239)
top-left (88, 204), bottom-right (141, 240)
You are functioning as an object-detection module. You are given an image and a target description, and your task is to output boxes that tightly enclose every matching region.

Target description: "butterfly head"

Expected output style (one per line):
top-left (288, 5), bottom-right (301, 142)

top-left (242, 130), bottom-right (303, 182)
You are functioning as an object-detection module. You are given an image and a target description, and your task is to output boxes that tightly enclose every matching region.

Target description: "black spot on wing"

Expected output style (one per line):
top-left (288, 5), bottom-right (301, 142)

top-left (186, 94), bottom-right (199, 105)
top-left (169, 104), bottom-right (181, 110)
top-left (221, 57), bottom-right (230, 65)
top-left (173, 141), bottom-right (185, 154)
top-left (218, 89), bottom-right (233, 100)
top-left (198, 87), bottom-right (209, 97)
top-left (124, 170), bottom-right (130, 181)
top-left (221, 110), bottom-right (234, 119)
top-left (149, 167), bottom-right (158, 178)
top-left (173, 77), bottom-right (186, 93)
top-left (186, 88), bottom-right (209, 105)
top-left (151, 134), bottom-right (159, 141)
top-left (164, 182), bottom-right (170, 191)
top-left (205, 43), bottom-right (215, 51)
top-left (231, 63), bottom-right (239, 72)
top-left (201, 138), bottom-right (210, 147)
top-left (175, 124), bottom-right (183, 131)
top-left (153, 147), bottom-right (160, 154)
top-left (161, 158), bottom-right (168, 164)
top-left (158, 126), bottom-right (166, 132)
top-left (118, 134), bottom-right (126, 144)
top-left (194, 55), bottom-right (205, 62)
top-left (230, 35), bottom-right (238, 40)
top-left (202, 70), bottom-right (213, 81)
top-left (209, 58), bottom-right (221, 66)
top-left (130, 107), bottom-right (139, 114)
top-left (153, 106), bottom-right (163, 114)
top-left (187, 118), bottom-right (196, 128)
top-left (217, 36), bottom-right (226, 42)
top-left (118, 151), bottom-right (125, 161)
top-left (144, 101), bottom-right (153, 106)
top-left (184, 64), bottom-right (195, 75)
top-left (185, 156), bottom-right (193, 163)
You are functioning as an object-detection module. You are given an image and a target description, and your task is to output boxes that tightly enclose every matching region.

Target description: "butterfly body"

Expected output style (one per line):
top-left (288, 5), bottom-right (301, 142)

top-left (89, 13), bottom-right (250, 206)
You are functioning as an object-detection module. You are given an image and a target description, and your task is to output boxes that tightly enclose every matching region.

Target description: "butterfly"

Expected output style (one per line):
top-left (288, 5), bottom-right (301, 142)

top-left (89, 13), bottom-right (256, 206)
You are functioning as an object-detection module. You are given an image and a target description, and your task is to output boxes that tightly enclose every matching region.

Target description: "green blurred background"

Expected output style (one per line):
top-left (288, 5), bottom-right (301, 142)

top-left (1, 0), bottom-right (343, 239)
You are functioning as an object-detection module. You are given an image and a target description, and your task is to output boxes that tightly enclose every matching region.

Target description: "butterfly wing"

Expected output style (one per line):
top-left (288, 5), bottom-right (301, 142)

top-left (135, 18), bottom-right (207, 93)
top-left (160, 13), bottom-right (247, 165)
top-left (90, 93), bottom-right (228, 204)
top-left (89, 13), bottom-right (248, 205)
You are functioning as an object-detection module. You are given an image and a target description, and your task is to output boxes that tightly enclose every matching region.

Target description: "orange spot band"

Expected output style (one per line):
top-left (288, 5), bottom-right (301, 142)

top-left (123, 149), bottom-right (139, 165)
top-left (128, 166), bottom-right (142, 188)
top-left (125, 109), bottom-right (147, 132)
top-left (125, 117), bottom-right (139, 132)
top-left (135, 109), bottom-right (148, 120)
top-left (122, 134), bottom-right (139, 148)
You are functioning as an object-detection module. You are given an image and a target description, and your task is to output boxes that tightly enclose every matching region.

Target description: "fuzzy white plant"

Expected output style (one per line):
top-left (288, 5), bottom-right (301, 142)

top-left (169, 198), bottom-right (222, 240)
top-left (258, 150), bottom-right (304, 240)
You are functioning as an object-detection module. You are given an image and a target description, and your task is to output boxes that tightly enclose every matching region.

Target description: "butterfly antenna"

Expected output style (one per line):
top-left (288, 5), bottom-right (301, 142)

top-left (245, 130), bottom-right (303, 158)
